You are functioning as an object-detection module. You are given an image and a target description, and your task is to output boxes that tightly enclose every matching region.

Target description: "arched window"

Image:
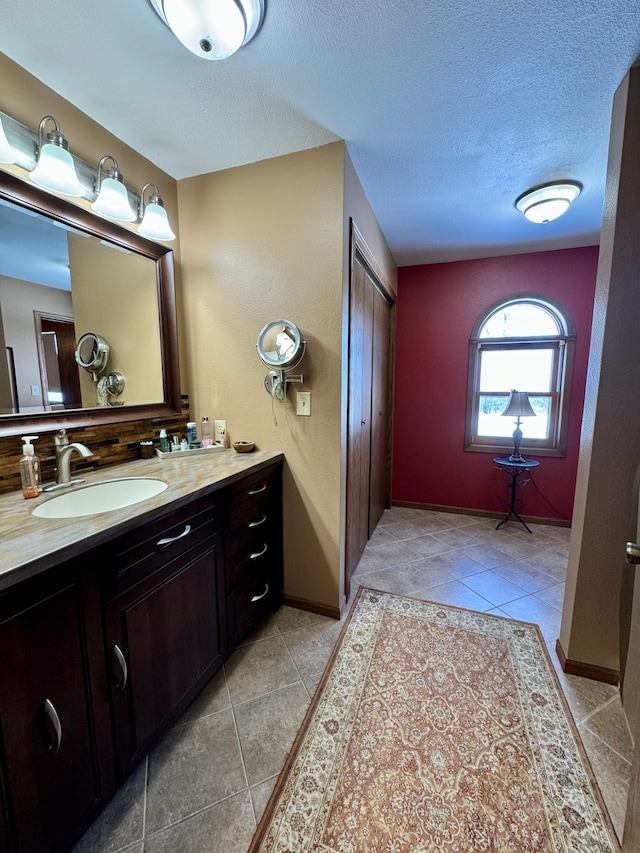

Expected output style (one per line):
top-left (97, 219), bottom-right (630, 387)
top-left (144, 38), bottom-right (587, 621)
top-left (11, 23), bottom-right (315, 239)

top-left (465, 296), bottom-right (575, 457)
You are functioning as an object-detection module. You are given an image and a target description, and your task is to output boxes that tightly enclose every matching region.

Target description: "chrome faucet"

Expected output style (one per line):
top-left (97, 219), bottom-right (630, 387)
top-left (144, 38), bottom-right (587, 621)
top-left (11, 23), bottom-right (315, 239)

top-left (48, 429), bottom-right (94, 489)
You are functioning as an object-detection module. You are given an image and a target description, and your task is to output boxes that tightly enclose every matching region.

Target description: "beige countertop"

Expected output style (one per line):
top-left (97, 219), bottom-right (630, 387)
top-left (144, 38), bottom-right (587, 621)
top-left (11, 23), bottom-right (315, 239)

top-left (0, 449), bottom-right (283, 592)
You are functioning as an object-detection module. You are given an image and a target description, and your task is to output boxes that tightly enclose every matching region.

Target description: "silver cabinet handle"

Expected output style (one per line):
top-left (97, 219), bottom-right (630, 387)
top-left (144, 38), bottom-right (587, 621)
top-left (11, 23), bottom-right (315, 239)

top-left (113, 644), bottom-right (128, 690)
top-left (251, 583), bottom-right (270, 603)
top-left (248, 513), bottom-right (268, 529)
top-left (248, 483), bottom-right (267, 495)
top-left (43, 698), bottom-right (62, 753)
top-left (249, 543), bottom-right (269, 560)
top-left (156, 523), bottom-right (191, 547)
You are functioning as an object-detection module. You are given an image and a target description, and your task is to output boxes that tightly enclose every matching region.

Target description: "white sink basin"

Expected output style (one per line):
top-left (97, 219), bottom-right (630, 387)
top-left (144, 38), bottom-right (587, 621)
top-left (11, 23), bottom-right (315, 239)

top-left (32, 478), bottom-right (168, 519)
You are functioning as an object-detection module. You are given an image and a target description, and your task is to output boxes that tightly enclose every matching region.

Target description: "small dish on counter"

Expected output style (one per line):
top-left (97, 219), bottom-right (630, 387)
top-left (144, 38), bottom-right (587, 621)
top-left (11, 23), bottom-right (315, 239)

top-left (233, 440), bottom-right (255, 453)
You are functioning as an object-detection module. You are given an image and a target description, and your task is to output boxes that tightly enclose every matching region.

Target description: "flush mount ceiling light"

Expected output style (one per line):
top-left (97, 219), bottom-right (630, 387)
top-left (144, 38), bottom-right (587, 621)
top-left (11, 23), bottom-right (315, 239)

top-left (515, 181), bottom-right (582, 224)
top-left (92, 155), bottom-right (136, 222)
top-left (149, 0), bottom-right (265, 60)
top-left (30, 116), bottom-right (84, 197)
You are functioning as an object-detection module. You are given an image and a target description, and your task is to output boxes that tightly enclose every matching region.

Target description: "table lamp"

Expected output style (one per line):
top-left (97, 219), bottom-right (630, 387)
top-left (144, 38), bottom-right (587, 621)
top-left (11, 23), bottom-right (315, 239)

top-left (502, 390), bottom-right (535, 462)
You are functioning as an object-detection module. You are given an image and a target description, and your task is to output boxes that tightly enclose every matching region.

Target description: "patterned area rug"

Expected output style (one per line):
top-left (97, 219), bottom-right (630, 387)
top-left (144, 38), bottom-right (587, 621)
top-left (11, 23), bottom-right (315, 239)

top-left (249, 588), bottom-right (619, 852)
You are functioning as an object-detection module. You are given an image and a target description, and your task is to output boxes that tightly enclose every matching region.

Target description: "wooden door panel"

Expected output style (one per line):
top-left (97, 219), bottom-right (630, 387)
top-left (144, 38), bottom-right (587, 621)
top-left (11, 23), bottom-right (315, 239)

top-left (0, 582), bottom-right (99, 853)
top-left (369, 282), bottom-right (392, 534)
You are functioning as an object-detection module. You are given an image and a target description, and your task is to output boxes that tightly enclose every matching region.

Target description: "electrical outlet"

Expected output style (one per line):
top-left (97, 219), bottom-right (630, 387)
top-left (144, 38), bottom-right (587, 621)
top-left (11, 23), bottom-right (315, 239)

top-left (30, 385), bottom-right (40, 396)
top-left (296, 391), bottom-right (311, 416)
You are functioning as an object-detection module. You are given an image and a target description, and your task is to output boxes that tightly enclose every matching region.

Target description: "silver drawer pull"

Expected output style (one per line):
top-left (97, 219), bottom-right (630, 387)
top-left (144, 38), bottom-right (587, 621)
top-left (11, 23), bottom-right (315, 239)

top-left (249, 543), bottom-right (269, 560)
top-left (248, 483), bottom-right (267, 495)
top-left (43, 698), bottom-right (62, 753)
top-left (113, 644), bottom-right (129, 690)
top-left (156, 523), bottom-right (191, 547)
top-left (251, 583), bottom-right (270, 603)
top-left (248, 513), bottom-right (268, 529)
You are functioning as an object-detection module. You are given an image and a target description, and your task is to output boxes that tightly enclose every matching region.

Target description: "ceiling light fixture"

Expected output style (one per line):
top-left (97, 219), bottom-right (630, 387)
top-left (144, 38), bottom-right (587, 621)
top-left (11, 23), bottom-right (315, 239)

top-left (30, 116), bottom-right (84, 197)
top-left (149, 0), bottom-right (265, 60)
top-left (92, 155), bottom-right (137, 222)
top-left (0, 117), bottom-right (18, 165)
top-left (138, 183), bottom-right (176, 242)
top-left (515, 182), bottom-right (582, 224)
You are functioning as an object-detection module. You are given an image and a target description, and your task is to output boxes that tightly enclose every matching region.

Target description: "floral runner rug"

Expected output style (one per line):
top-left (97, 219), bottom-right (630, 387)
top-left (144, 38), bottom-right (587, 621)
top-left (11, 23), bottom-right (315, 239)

top-left (249, 587), bottom-right (619, 852)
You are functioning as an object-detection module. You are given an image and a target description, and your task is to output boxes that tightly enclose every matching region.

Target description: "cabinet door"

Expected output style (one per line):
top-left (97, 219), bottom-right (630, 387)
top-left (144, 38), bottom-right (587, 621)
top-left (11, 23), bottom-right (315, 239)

top-left (0, 570), bottom-right (113, 853)
top-left (105, 534), bottom-right (226, 782)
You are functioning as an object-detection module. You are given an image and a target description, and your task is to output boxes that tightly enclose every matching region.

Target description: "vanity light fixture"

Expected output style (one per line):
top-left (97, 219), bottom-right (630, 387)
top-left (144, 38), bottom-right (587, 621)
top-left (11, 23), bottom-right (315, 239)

top-left (29, 116), bottom-right (84, 197)
top-left (0, 116), bottom-right (18, 165)
top-left (138, 183), bottom-right (176, 242)
top-left (149, 0), bottom-right (265, 60)
top-left (515, 181), bottom-right (582, 224)
top-left (92, 155), bottom-right (136, 222)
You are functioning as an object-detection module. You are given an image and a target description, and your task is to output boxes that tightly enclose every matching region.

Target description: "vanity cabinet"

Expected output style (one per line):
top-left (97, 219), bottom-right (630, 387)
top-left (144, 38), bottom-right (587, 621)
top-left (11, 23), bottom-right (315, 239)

top-left (102, 493), bottom-right (227, 783)
top-left (0, 457), bottom-right (283, 853)
top-left (0, 560), bottom-right (115, 853)
top-left (226, 463), bottom-right (283, 646)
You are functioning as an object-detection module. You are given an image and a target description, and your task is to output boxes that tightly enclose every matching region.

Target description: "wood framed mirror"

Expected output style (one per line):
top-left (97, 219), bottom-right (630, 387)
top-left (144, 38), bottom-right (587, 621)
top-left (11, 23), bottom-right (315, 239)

top-left (0, 169), bottom-right (180, 436)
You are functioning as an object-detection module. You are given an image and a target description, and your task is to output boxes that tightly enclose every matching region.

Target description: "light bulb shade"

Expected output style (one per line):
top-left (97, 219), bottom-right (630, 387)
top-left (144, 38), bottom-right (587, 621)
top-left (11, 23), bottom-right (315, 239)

top-left (92, 177), bottom-right (136, 222)
top-left (30, 142), bottom-right (84, 197)
top-left (150, 0), bottom-right (265, 60)
top-left (515, 182), bottom-right (582, 224)
top-left (501, 390), bottom-right (536, 419)
top-left (0, 118), bottom-right (18, 165)
top-left (139, 201), bottom-right (176, 241)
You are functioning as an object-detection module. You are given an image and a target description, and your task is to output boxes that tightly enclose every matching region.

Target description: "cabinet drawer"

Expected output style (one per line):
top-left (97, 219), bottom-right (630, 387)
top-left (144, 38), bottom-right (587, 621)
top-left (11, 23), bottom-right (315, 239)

top-left (226, 528), bottom-right (280, 588)
top-left (230, 465), bottom-right (279, 519)
top-left (228, 502), bottom-right (277, 555)
top-left (104, 494), bottom-right (223, 596)
top-left (227, 565), bottom-right (278, 647)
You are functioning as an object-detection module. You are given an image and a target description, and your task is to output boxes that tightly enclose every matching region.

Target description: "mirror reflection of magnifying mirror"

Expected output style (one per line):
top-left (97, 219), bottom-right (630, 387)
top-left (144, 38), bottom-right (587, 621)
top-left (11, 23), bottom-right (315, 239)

top-left (75, 332), bottom-right (110, 376)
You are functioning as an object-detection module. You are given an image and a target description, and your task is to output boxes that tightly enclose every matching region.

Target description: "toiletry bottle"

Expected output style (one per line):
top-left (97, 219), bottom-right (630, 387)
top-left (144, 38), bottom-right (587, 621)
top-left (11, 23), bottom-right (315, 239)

top-left (20, 435), bottom-right (42, 499)
top-left (201, 417), bottom-right (212, 447)
top-left (159, 428), bottom-right (169, 453)
top-left (186, 422), bottom-right (197, 446)
top-left (171, 434), bottom-right (180, 452)
top-left (180, 434), bottom-right (188, 451)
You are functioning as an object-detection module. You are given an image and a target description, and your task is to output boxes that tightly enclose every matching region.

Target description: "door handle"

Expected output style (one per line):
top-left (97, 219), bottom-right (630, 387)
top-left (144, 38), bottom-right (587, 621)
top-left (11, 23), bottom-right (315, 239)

top-left (626, 542), bottom-right (640, 565)
top-left (43, 698), bottom-right (62, 753)
top-left (112, 644), bottom-right (129, 690)
top-left (156, 523), bottom-right (191, 547)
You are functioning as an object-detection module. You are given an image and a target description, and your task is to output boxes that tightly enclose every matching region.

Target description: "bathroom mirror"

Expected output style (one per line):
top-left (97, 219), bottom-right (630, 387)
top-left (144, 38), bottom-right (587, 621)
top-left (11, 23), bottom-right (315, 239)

top-left (0, 169), bottom-right (180, 436)
top-left (256, 320), bottom-right (306, 371)
top-left (257, 320), bottom-right (306, 399)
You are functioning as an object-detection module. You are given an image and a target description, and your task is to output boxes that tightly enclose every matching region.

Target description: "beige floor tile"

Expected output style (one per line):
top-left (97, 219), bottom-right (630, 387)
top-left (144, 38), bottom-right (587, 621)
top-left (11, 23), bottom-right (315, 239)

top-left (414, 580), bottom-right (494, 612)
top-left (415, 550), bottom-right (486, 580)
top-left (431, 528), bottom-right (483, 548)
top-left (533, 582), bottom-right (566, 611)
top-left (177, 667), bottom-right (230, 726)
top-left (548, 651), bottom-right (619, 724)
top-left (145, 710), bottom-right (246, 834)
top-left (280, 619), bottom-right (343, 680)
top-left (491, 560), bottom-right (559, 593)
top-left (367, 539), bottom-right (429, 566)
top-left (457, 542), bottom-right (515, 569)
top-left (234, 683), bottom-right (309, 786)
top-left (583, 697), bottom-right (633, 763)
top-left (273, 604), bottom-right (332, 634)
top-left (225, 635), bottom-right (300, 705)
top-left (499, 595), bottom-right (562, 644)
top-left (578, 726), bottom-right (631, 842)
top-left (144, 791), bottom-right (256, 853)
top-left (461, 570), bottom-right (528, 607)
top-left (250, 775), bottom-right (279, 823)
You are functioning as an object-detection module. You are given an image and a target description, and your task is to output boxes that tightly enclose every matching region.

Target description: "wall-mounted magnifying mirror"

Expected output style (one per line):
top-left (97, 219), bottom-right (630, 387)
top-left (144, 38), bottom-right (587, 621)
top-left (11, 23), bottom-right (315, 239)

top-left (75, 332), bottom-right (110, 378)
top-left (257, 320), bottom-right (306, 398)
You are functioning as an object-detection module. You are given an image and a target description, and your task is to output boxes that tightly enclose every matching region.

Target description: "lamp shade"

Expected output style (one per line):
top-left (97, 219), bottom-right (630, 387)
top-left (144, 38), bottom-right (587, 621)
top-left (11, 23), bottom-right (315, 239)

top-left (30, 142), bottom-right (84, 197)
top-left (92, 176), bottom-right (136, 222)
top-left (515, 182), bottom-right (582, 224)
top-left (502, 390), bottom-right (535, 419)
top-left (139, 200), bottom-right (175, 241)
top-left (0, 117), bottom-right (17, 165)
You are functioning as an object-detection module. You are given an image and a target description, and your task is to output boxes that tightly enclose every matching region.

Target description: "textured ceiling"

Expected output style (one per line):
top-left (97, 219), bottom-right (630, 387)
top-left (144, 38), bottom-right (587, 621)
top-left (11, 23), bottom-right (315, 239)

top-left (1, 0), bottom-right (640, 265)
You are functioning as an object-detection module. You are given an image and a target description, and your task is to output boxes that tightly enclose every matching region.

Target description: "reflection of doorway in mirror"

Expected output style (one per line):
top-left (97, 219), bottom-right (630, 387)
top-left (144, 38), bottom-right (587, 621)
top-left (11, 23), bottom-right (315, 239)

top-left (34, 313), bottom-right (82, 411)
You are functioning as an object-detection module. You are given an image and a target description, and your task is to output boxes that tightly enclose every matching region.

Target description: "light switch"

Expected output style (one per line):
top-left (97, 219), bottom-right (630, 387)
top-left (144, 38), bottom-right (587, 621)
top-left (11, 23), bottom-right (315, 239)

top-left (296, 391), bottom-right (311, 416)
top-left (30, 384), bottom-right (40, 396)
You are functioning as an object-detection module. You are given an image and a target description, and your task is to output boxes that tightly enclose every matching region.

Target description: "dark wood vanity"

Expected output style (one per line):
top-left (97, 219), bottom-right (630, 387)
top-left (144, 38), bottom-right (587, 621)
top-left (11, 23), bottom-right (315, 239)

top-left (0, 454), bottom-right (283, 853)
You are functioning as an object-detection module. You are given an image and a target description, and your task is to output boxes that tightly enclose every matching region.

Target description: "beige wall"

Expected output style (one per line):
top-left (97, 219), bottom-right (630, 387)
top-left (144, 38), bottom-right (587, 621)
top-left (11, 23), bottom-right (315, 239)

top-left (178, 143), bottom-right (346, 610)
top-left (0, 275), bottom-right (73, 412)
top-left (68, 234), bottom-right (163, 407)
top-left (0, 52), bottom-right (186, 393)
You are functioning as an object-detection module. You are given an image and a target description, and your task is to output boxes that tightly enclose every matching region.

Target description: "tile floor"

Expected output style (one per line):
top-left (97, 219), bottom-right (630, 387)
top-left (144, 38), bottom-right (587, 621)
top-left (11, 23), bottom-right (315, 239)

top-left (73, 506), bottom-right (632, 851)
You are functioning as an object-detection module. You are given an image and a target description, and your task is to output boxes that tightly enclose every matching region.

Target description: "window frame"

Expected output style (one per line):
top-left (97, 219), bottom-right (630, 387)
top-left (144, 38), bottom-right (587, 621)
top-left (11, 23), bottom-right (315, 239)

top-left (464, 295), bottom-right (576, 458)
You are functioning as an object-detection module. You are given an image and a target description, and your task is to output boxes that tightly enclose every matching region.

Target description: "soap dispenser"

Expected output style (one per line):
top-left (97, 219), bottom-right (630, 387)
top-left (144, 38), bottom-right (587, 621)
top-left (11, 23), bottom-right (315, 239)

top-left (20, 435), bottom-right (42, 499)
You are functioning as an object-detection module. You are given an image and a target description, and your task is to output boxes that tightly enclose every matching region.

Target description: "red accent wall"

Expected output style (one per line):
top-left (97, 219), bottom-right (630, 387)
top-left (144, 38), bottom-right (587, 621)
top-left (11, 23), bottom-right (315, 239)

top-left (392, 247), bottom-right (598, 521)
